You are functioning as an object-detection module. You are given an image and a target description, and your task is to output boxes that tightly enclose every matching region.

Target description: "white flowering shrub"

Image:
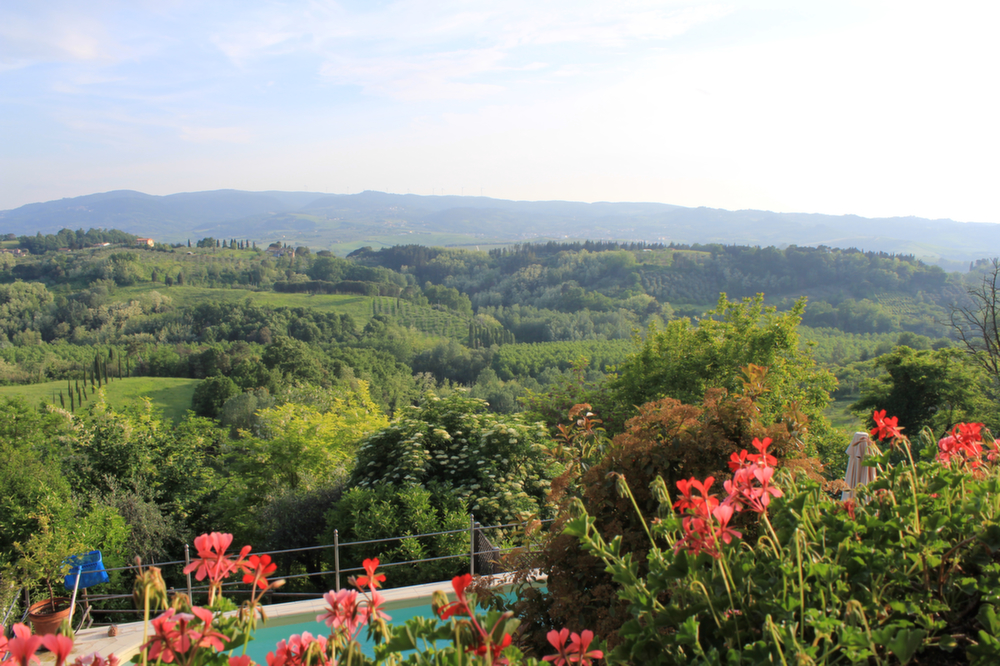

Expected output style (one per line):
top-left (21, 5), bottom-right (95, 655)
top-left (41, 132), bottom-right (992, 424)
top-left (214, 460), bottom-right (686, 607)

top-left (349, 392), bottom-right (560, 526)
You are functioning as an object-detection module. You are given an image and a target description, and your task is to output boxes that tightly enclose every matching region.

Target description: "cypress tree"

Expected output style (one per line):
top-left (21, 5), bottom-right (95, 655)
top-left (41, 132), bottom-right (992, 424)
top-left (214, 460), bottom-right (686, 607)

top-left (59, 392), bottom-right (65, 409)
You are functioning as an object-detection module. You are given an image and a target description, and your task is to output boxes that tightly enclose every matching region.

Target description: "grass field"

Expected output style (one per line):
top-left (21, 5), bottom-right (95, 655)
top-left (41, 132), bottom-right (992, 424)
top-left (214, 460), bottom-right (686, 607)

top-left (0, 376), bottom-right (200, 423)
top-left (112, 285), bottom-right (374, 319)
top-left (826, 396), bottom-right (865, 432)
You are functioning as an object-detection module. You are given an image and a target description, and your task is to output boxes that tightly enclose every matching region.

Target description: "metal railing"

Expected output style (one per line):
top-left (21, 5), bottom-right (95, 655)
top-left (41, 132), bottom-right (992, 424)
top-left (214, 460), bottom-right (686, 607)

top-left (66, 515), bottom-right (551, 623)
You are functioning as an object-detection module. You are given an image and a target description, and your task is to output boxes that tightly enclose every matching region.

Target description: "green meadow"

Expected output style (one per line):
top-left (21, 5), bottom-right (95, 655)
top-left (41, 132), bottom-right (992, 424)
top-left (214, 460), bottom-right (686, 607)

top-left (0, 376), bottom-right (200, 423)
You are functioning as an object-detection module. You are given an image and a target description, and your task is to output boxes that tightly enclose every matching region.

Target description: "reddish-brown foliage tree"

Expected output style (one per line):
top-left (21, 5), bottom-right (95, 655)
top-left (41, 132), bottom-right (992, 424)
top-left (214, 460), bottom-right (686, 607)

top-left (519, 388), bottom-right (817, 653)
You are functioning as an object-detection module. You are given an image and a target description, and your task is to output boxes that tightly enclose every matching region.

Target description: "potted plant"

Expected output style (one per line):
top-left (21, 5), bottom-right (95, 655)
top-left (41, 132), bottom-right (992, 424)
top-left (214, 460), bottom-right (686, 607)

top-left (11, 514), bottom-right (80, 635)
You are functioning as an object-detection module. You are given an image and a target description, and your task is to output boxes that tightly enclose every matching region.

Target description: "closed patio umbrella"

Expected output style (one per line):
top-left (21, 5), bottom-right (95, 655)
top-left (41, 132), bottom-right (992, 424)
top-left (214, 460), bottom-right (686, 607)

top-left (841, 431), bottom-right (877, 501)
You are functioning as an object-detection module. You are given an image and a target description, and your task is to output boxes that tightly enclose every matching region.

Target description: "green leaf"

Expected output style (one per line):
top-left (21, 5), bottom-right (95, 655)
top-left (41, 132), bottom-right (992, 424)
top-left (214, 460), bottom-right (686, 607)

top-left (675, 615), bottom-right (701, 647)
top-left (885, 627), bottom-right (925, 665)
top-left (978, 604), bottom-right (1000, 636)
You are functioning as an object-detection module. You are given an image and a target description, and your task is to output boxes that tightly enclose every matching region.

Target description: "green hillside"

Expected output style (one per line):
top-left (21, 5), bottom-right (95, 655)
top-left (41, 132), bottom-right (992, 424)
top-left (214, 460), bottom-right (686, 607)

top-left (112, 285), bottom-right (374, 319)
top-left (0, 376), bottom-right (200, 423)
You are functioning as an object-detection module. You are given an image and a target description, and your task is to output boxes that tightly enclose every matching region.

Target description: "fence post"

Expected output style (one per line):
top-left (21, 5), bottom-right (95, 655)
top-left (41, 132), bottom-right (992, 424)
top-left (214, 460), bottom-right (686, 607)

top-left (470, 514), bottom-right (476, 577)
top-left (334, 529), bottom-right (341, 592)
top-left (475, 521), bottom-right (483, 575)
top-left (184, 544), bottom-right (193, 601)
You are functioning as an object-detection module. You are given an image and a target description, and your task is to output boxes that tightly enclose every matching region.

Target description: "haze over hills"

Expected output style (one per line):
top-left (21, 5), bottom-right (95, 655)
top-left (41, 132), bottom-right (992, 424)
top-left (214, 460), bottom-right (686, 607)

top-left (1, 189), bottom-right (994, 267)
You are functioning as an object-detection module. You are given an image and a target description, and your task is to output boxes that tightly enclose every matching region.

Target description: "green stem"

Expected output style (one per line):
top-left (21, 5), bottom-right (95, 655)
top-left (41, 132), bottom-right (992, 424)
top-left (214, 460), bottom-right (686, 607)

top-left (765, 615), bottom-right (790, 666)
top-left (715, 551), bottom-right (743, 648)
top-left (762, 512), bottom-right (782, 555)
top-left (141, 587), bottom-right (150, 666)
top-left (794, 531), bottom-right (806, 642)
top-left (615, 473), bottom-right (655, 547)
top-left (901, 438), bottom-right (922, 535)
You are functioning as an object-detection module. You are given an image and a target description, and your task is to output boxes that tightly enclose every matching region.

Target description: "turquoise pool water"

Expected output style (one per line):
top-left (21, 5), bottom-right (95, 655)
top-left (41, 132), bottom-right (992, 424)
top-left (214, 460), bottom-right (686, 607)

top-left (240, 584), bottom-right (543, 662)
top-left (243, 600), bottom-right (435, 662)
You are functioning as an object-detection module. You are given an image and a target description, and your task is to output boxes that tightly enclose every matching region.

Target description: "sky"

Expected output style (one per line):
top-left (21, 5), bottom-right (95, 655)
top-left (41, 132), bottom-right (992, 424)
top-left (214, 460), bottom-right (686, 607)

top-left (2, 0), bottom-right (1000, 223)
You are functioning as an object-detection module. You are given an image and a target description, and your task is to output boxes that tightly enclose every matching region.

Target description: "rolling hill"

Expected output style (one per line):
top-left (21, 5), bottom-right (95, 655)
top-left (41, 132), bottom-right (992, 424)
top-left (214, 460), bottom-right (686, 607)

top-left (2, 189), bottom-right (997, 266)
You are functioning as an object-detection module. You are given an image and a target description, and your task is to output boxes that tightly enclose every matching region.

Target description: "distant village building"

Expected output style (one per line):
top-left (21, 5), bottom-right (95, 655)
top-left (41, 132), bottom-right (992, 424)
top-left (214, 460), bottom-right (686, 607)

top-left (266, 243), bottom-right (295, 258)
top-left (135, 238), bottom-right (155, 247)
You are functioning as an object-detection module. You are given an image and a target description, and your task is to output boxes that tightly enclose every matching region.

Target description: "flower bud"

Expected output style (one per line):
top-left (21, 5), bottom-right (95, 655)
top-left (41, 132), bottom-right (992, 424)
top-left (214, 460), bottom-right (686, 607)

top-left (133, 565), bottom-right (168, 611)
top-left (431, 590), bottom-right (449, 616)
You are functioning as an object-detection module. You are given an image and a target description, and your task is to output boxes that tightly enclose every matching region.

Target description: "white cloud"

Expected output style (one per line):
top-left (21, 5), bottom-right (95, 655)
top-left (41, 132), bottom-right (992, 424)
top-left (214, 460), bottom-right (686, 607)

top-left (209, 1), bottom-right (730, 100)
top-left (0, 5), bottom-right (124, 67)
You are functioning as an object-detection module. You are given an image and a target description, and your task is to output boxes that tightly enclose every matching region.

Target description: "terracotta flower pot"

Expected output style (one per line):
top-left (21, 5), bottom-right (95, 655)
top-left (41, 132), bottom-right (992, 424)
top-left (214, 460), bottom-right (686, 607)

top-left (27, 597), bottom-right (72, 635)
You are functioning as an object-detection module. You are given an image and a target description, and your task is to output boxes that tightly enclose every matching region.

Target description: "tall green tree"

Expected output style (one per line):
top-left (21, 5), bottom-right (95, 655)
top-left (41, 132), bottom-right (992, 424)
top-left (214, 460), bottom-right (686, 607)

top-left (609, 293), bottom-right (836, 433)
top-left (852, 346), bottom-right (993, 442)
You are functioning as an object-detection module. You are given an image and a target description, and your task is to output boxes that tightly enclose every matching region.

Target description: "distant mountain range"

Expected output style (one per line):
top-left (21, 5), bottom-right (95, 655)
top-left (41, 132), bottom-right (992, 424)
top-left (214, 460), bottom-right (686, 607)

top-left (1, 189), bottom-right (996, 267)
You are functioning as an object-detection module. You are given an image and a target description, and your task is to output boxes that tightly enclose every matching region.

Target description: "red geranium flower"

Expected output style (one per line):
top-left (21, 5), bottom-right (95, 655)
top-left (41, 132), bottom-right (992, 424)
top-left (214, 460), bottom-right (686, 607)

top-left (41, 634), bottom-right (74, 666)
top-left (747, 437), bottom-right (777, 467)
top-left (7, 623), bottom-right (43, 666)
top-left (438, 573), bottom-right (474, 620)
top-left (567, 630), bottom-right (603, 666)
top-left (242, 553), bottom-right (278, 590)
top-left (356, 557), bottom-right (386, 591)
top-left (870, 410), bottom-right (903, 441)
top-left (543, 628), bottom-right (571, 666)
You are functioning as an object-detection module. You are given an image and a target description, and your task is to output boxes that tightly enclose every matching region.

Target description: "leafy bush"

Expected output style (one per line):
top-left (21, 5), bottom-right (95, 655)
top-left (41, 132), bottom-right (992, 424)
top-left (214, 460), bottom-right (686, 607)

top-left (324, 484), bottom-right (469, 588)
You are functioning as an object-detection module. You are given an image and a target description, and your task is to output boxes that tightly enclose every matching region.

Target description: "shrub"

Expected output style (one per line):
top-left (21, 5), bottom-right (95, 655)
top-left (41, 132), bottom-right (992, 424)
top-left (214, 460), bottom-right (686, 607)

top-left (349, 392), bottom-right (560, 527)
top-left (323, 483), bottom-right (468, 588)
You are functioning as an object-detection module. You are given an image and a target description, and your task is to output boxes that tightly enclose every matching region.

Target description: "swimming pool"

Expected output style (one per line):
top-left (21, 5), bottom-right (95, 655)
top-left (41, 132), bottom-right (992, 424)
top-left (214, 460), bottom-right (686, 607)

top-left (244, 595), bottom-right (437, 661)
top-left (60, 576), bottom-right (542, 665)
top-left (241, 577), bottom-right (542, 662)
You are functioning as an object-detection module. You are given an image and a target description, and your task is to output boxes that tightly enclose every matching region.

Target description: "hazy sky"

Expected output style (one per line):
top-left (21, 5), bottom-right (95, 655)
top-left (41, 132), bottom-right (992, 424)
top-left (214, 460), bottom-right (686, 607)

top-left (2, 0), bottom-right (999, 222)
